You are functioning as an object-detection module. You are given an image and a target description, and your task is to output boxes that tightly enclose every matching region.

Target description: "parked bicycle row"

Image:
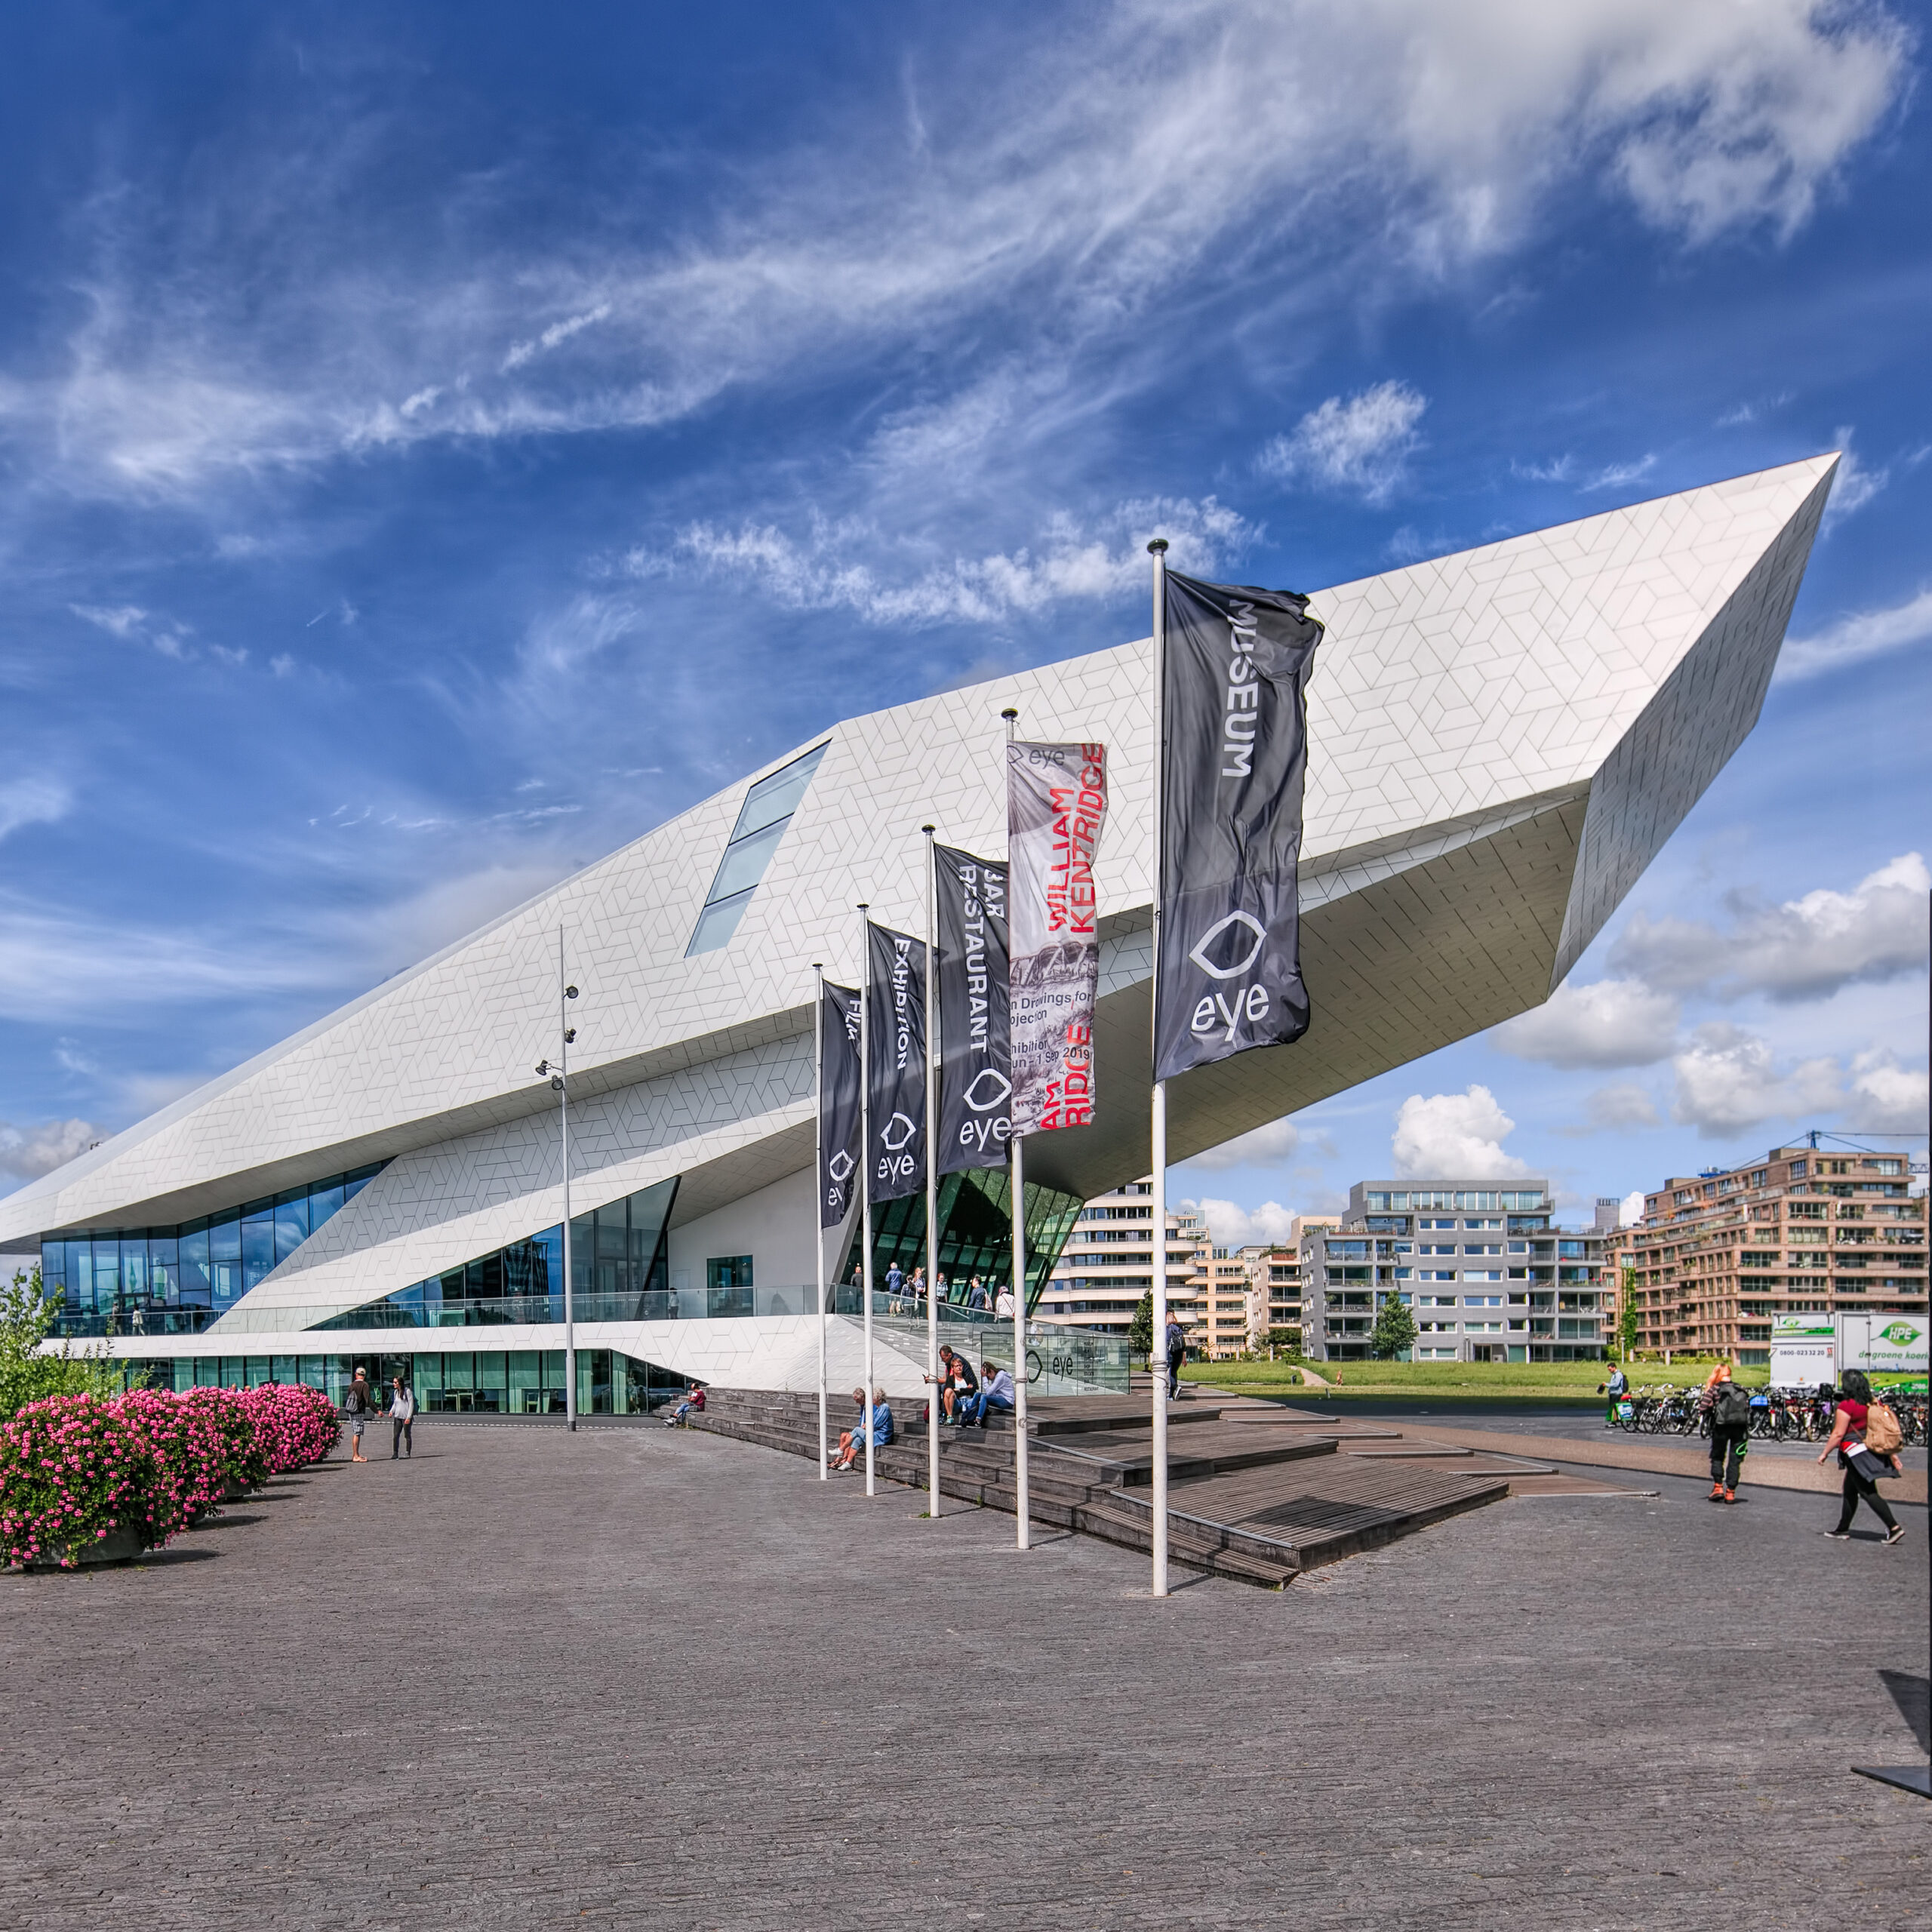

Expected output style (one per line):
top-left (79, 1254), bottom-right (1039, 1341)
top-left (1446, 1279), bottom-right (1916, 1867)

top-left (1605, 1382), bottom-right (1927, 1445)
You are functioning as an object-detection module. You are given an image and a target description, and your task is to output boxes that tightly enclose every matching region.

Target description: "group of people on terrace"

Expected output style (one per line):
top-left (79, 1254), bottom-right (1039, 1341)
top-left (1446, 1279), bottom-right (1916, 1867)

top-left (825, 1343), bottom-right (1018, 1471)
top-left (857, 1260), bottom-right (1016, 1320)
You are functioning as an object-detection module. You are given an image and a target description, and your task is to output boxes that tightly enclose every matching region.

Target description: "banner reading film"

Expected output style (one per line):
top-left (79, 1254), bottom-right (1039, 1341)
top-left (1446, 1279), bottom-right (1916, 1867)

top-left (864, 921), bottom-right (928, 1201)
top-left (817, 980), bottom-right (863, 1229)
top-left (934, 844), bottom-right (1009, 1174)
top-left (1007, 741), bottom-right (1107, 1136)
top-left (1155, 571), bottom-right (1321, 1082)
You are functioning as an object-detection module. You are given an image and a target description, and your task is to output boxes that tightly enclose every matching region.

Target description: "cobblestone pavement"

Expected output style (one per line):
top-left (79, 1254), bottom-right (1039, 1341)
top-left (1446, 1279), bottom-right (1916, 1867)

top-left (4, 1420), bottom-right (1926, 1932)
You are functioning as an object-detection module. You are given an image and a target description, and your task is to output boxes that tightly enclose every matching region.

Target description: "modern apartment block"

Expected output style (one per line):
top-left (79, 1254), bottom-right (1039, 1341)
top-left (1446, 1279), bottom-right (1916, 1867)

top-left (1189, 1247), bottom-right (1256, 1360)
top-left (1035, 1179), bottom-right (1204, 1343)
top-left (1303, 1180), bottom-right (1608, 1362)
top-left (1621, 1144), bottom-right (1927, 1365)
top-left (1240, 1217), bottom-right (1339, 1352)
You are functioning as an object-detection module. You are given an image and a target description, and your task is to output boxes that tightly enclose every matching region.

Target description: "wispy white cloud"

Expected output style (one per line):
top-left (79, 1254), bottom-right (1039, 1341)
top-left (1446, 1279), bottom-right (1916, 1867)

top-left (501, 303), bottom-right (613, 374)
top-left (1178, 1119), bottom-right (1303, 1173)
top-left (659, 497), bottom-right (1256, 627)
top-left (1491, 977), bottom-right (1681, 1069)
top-left (1823, 430), bottom-right (1888, 528)
top-left (0, 1116), bottom-right (98, 1183)
top-left (69, 601), bottom-right (194, 658)
top-left (1258, 381), bottom-right (1427, 503)
top-left (0, 778), bottom-right (71, 844)
top-left (1580, 454), bottom-right (1656, 493)
top-left (1777, 585), bottom-right (1932, 682)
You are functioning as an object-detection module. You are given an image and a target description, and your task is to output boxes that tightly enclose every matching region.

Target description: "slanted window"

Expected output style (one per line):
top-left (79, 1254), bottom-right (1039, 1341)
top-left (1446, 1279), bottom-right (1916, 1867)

top-left (685, 743), bottom-right (829, 955)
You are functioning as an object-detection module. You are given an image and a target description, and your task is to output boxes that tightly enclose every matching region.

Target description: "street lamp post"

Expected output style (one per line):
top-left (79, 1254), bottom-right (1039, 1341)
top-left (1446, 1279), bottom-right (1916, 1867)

top-left (533, 924), bottom-right (581, 1430)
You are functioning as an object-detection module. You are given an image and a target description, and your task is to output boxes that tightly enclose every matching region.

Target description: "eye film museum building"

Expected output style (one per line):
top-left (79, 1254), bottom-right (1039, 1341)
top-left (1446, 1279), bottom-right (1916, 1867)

top-left (0, 457), bottom-right (1838, 1416)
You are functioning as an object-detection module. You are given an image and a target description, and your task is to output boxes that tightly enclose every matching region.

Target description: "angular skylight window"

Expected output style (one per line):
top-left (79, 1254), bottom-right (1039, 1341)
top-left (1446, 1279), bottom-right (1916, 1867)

top-left (685, 743), bottom-right (828, 955)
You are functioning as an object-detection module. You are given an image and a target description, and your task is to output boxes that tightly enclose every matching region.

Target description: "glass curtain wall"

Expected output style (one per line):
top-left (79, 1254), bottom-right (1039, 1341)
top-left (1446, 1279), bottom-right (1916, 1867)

top-left (843, 1168), bottom-right (1083, 1312)
top-left (316, 1177), bottom-right (678, 1330)
top-left (39, 1164), bottom-right (386, 1338)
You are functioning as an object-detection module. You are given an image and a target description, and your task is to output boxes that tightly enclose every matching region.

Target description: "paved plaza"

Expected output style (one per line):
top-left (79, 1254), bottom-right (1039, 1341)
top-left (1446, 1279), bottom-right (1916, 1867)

top-left (3, 1419), bottom-right (1926, 1931)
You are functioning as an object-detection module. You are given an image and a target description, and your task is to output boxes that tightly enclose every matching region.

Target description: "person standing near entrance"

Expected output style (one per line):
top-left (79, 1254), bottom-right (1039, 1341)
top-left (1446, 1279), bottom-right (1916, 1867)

top-left (389, 1375), bottom-right (416, 1460)
top-left (1705, 1365), bottom-right (1751, 1503)
top-left (343, 1367), bottom-right (374, 1462)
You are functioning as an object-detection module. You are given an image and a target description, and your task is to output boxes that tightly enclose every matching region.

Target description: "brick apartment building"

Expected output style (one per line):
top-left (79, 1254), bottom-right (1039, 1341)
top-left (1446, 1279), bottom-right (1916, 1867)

top-left (1621, 1143), bottom-right (1927, 1364)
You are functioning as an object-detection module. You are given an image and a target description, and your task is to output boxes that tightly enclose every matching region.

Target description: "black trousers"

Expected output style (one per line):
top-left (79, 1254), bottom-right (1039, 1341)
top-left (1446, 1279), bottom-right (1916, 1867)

top-left (391, 1417), bottom-right (413, 1458)
top-left (1709, 1423), bottom-right (1748, 1490)
top-left (1835, 1463), bottom-right (1897, 1534)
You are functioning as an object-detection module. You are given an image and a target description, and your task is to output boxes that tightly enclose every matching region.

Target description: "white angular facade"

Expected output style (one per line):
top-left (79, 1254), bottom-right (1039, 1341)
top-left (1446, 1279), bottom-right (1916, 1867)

top-left (3, 457), bottom-right (1837, 1398)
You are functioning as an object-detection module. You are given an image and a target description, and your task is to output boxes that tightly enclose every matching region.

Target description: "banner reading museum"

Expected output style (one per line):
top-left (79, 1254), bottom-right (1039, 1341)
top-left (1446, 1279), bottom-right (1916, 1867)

top-left (1007, 741), bottom-right (1107, 1137)
top-left (1155, 572), bottom-right (1322, 1082)
top-left (934, 844), bottom-right (1011, 1174)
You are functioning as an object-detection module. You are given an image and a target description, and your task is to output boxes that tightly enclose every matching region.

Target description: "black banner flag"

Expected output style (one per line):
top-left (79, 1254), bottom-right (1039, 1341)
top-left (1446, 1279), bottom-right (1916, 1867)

top-left (865, 921), bottom-right (928, 1202)
top-left (818, 980), bottom-right (863, 1230)
top-left (1155, 571), bottom-right (1322, 1082)
top-left (934, 844), bottom-right (1010, 1174)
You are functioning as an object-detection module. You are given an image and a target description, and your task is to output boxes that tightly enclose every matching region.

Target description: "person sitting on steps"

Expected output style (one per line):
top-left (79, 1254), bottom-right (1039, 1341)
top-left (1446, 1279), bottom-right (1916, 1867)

top-left (832, 1386), bottom-right (894, 1470)
top-left (959, 1359), bottom-right (1015, 1429)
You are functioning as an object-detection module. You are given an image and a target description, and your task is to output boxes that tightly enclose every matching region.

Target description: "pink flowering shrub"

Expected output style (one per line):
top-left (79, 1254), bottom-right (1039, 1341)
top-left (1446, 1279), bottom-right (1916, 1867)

top-left (0, 1393), bottom-right (159, 1567)
top-left (183, 1386), bottom-right (271, 1491)
top-left (118, 1387), bottom-right (229, 1540)
top-left (236, 1383), bottom-right (339, 1472)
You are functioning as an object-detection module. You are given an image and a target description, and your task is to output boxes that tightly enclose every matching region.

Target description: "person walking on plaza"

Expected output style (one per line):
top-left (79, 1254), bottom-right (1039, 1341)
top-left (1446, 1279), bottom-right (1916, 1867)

top-left (1704, 1364), bottom-right (1751, 1503)
top-left (995, 1281), bottom-right (1015, 1320)
top-left (1164, 1312), bottom-right (1186, 1401)
top-left (1818, 1369), bottom-right (1906, 1543)
top-left (388, 1374), bottom-right (416, 1460)
top-left (1602, 1362), bottom-right (1628, 1428)
top-left (343, 1367), bottom-right (374, 1462)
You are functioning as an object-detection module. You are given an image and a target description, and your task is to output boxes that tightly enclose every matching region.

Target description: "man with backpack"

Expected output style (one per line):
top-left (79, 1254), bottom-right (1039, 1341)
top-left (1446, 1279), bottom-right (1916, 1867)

top-left (343, 1367), bottom-right (374, 1463)
top-left (1704, 1364), bottom-right (1753, 1503)
top-left (1602, 1363), bottom-right (1628, 1429)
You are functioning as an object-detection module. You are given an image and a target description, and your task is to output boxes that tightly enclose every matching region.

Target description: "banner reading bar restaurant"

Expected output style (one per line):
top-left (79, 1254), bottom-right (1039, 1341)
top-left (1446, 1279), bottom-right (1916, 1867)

top-left (934, 843), bottom-right (1011, 1174)
top-left (1155, 571), bottom-right (1321, 1083)
top-left (1007, 740), bottom-right (1107, 1137)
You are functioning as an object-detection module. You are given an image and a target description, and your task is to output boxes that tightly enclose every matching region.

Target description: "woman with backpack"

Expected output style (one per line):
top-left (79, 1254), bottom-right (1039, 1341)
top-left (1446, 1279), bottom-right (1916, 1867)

top-left (1703, 1364), bottom-right (1753, 1504)
top-left (1817, 1369), bottom-right (1906, 1544)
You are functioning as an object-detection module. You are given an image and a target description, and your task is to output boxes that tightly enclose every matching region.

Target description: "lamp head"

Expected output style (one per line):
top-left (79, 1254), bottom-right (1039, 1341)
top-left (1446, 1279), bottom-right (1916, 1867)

top-left (565, 984), bottom-right (579, 1000)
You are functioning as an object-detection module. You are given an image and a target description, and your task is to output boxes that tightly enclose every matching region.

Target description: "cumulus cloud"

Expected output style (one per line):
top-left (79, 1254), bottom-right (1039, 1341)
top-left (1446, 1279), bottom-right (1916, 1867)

top-left (1621, 1189), bottom-right (1647, 1227)
top-left (1179, 1119), bottom-right (1302, 1173)
top-left (1669, 1023), bottom-right (1844, 1137)
top-left (0, 1117), bottom-right (98, 1183)
top-left (1585, 1083), bottom-right (1662, 1130)
top-left (1491, 977), bottom-right (1680, 1068)
top-left (1391, 1084), bottom-right (1531, 1178)
top-left (1776, 586), bottom-right (1932, 682)
top-left (1611, 854), bottom-right (1930, 1003)
top-left (1186, 1196), bottom-right (1301, 1248)
top-left (662, 496), bottom-right (1255, 627)
top-left (1257, 381), bottom-right (1427, 502)
top-left (1847, 1051), bottom-right (1930, 1134)
top-left (0, 778), bottom-right (71, 844)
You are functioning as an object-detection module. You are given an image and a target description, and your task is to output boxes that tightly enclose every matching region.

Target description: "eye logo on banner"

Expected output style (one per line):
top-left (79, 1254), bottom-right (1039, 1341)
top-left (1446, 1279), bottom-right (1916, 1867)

top-left (1155, 571), bottom-right (1322, 1082)
top-left (865, 921), bottom-right (928, 1201)
top-left (1008, 741), bottom-right (1107, 1136)
top-left (934, 844), bottom-right (1011, 1173)
top-left (817, 980), bottom-right (863, 1229)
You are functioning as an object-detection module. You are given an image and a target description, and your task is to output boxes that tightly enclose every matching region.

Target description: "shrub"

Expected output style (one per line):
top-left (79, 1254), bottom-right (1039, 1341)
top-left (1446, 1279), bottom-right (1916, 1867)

top-left (117, 1388), bottom-right (228, 1540)
top-left (237, 1383), bottom-right (339, 1472)
top-left (184, 1386), bottom-right (272, 1492)
top-left (2, 1267), bottom-right (124, 1419)
top-left (0, 1393), bottom-right (159, 1567)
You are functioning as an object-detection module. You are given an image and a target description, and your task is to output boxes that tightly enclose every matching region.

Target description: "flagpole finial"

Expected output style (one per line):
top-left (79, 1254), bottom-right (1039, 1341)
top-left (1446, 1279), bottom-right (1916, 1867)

top-left (921, 823), bottom-right (935, 835)
top-left (999, 706), bottom-right (1017, 721)
top-left (1147, 537), bottom-right (1168, 555)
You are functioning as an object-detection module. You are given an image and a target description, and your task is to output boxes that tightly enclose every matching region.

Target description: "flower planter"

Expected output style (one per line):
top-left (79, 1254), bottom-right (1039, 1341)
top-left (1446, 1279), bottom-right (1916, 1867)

top-left (24, 1524), bottom-right (145, 1569)
top-left (222, 1481), bottom-right (251, 1501)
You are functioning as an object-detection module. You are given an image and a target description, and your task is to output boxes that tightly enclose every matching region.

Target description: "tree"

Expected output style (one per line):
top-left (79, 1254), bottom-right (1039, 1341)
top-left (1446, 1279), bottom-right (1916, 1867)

top-left (1263, 1325), bottom-right (1302, 1360)
top-left (1617, 1269), bottom-right (1641, 1359)
top-left (2, 1267), bottom-right (124, 1418)
top-left (1371, 1291), bottom-right (1417, 1361)
top-left (1128, 1290), bottom-right (1154, 1369)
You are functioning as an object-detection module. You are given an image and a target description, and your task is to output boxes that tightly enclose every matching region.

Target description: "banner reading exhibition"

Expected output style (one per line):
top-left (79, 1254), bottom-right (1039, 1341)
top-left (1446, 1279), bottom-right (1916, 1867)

top-left (1155, 572), bottom-right (1323, 1082)
top-left (864, 921), bottom-right (928, 1201)
top-left (1007, 741), bottom-right (1108, 1136)
top-left (817, 979), bottom-right (863, 1229)
top-left (934, 843), bottom-right (1011, 1173)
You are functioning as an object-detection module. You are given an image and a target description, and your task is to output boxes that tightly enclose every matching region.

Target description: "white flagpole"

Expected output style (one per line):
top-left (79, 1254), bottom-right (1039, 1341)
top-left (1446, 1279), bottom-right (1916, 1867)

top-left (560, 924), bottom-right (576, 1435)
top-left (814, 961), bottom-right (828, 1481)
top-left (1001, 705), bottom-right (1029, 1551)
top-left (858, 903), bottom-right (877, 1498)
top-left (922, 826), bottom-right (943, 1518)
top-left (1147, 537), bottom-right (1170, 1598)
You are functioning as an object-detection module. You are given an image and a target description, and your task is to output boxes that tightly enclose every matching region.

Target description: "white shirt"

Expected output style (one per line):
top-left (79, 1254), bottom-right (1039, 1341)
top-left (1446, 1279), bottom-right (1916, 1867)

top-left (995, 1291), bottom-right (1015, 1318)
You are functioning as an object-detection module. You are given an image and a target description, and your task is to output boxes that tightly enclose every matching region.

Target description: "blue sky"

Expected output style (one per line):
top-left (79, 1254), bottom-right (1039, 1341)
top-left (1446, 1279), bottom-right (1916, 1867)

top-left (1, 2), bottom-right (1927, 1230)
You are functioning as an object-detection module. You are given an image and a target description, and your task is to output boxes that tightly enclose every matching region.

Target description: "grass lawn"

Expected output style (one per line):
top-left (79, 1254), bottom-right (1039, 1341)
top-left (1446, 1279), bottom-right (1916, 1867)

top-left (1177, 1358), bottom-right (1771, 1401)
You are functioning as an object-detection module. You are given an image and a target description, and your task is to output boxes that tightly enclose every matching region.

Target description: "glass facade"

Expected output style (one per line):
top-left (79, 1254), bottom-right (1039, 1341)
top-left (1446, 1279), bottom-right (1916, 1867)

top-left (312, 1178), bottom-right (677, 1331)
top-left (138, 1349), bottom-right (684, 1417)
top-left (39, 1163), bottom-right (387, 1338)
top-left (849, 1167), bottom-right (1084, 1311)
top-left (685, 743), bottom-right (828, 955)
